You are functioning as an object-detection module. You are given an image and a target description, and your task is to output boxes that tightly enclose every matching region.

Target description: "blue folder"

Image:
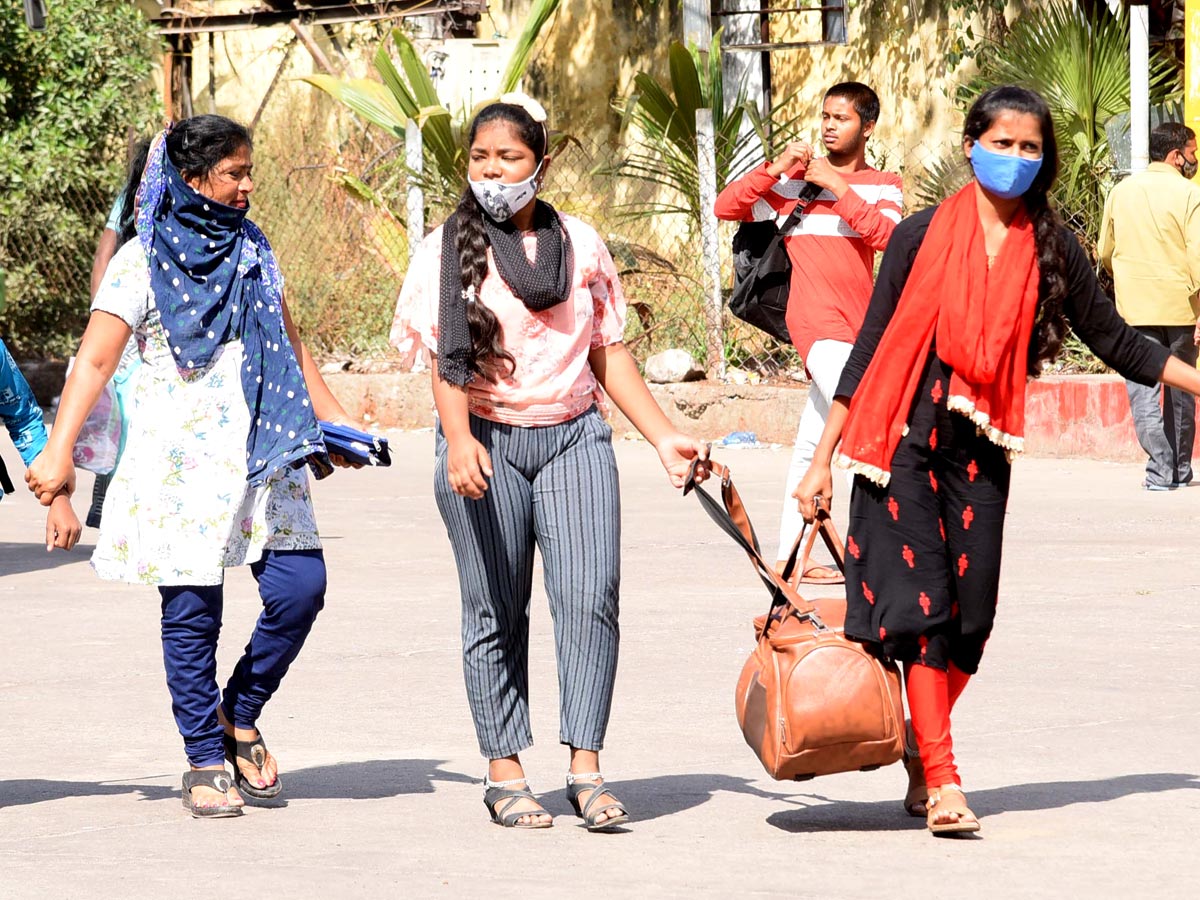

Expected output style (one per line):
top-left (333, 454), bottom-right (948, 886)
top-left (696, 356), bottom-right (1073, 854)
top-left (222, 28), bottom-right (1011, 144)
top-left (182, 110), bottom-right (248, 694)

top-left (319, 421), bottom-right (391, 468)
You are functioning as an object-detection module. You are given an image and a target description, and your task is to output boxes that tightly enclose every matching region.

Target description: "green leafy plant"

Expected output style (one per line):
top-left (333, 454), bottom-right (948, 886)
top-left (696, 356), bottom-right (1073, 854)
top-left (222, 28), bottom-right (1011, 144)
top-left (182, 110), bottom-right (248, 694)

top-left (960, 0), bottom-right (1180, 242)
top-left (911, 154), bottom-right (973, 211)
top-left (304, 0), bottom-right (561, 216)
top-left (607, 31), bottom-right (804, 230)
top-left (0, 1), bottom-right (161, 357)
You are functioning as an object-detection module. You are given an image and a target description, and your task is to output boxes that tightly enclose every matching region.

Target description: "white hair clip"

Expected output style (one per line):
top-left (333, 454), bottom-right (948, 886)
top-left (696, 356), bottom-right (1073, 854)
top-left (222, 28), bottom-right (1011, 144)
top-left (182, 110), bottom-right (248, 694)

top-left (461, 286), bottom-right (476, 304)
top-left (499, 92), bottom-right (548, 124)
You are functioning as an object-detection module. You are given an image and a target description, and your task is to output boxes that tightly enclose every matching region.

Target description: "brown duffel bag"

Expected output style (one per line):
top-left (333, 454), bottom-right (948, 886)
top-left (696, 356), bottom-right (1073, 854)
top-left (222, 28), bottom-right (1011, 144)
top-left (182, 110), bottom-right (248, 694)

top-left (684, 459), bottom-right (905, 781)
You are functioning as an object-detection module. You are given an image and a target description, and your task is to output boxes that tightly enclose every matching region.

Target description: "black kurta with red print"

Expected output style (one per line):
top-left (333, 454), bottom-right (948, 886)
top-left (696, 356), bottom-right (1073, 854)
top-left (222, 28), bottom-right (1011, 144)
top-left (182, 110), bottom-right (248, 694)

top-left (835, 208), bottom-right (1170, 672)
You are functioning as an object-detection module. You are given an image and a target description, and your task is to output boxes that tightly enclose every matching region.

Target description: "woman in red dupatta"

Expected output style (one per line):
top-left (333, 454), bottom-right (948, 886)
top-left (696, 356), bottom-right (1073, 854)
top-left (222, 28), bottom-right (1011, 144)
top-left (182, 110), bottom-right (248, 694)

top-left (794, 86), bottom-right (1200, 836)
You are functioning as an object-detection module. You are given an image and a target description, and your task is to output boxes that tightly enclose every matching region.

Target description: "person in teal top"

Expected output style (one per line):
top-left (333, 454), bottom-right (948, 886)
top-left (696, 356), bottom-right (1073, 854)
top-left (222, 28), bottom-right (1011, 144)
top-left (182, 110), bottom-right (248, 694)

top-left (0, 280), bottom-right (81, 548)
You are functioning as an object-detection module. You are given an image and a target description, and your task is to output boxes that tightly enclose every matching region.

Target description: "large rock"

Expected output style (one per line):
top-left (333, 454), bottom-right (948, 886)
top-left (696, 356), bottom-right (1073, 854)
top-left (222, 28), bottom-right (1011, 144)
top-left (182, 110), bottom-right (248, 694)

top-left (644, 348), bottom-right (705, 384)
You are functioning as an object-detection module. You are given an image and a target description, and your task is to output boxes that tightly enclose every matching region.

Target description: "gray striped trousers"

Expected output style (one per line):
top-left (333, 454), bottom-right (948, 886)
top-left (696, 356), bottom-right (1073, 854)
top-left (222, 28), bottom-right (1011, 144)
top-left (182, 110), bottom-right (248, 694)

top-left (434, 407), bottom-right (621, 759)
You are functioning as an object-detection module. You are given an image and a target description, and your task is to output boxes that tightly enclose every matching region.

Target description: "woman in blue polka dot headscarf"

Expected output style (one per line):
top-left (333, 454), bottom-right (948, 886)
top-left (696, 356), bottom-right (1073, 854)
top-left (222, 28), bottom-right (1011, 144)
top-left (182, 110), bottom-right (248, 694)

top-left (27, 115), bottom-right (359, 819)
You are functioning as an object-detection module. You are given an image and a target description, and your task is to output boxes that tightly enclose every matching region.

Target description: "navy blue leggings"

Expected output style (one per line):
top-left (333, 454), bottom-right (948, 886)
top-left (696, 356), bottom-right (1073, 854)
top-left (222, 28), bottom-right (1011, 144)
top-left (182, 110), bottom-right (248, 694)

top-left (158, 550), bottom-right (326, 768)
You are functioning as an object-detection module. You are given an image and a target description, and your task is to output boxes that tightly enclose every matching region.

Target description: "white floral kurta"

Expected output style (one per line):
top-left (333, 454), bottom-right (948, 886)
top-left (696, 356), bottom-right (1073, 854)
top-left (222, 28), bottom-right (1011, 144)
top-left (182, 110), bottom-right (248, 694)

top-left (90, 239), bottom-right (320, 586)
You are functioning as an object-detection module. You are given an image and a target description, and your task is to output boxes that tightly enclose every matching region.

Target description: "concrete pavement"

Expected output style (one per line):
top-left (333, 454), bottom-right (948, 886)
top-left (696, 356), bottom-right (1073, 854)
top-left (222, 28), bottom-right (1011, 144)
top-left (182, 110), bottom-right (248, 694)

top-left (1, 431), bottom-right (1198, 898)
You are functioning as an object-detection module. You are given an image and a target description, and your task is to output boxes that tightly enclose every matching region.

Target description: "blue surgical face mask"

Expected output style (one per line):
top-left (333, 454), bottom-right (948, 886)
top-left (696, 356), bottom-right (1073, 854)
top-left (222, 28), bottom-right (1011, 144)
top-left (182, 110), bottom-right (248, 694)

top-left (468, 160), bottom-right (544, 223)
top-left (969, 141), bottom-right (1043, 200)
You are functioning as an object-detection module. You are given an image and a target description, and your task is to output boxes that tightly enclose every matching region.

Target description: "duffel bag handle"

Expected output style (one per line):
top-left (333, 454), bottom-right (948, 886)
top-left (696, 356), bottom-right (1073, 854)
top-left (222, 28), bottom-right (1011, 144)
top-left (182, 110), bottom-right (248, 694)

top-left (683, 458), bottom-right (820, 620)
top-left (780, 497), bottom-right (846, 586)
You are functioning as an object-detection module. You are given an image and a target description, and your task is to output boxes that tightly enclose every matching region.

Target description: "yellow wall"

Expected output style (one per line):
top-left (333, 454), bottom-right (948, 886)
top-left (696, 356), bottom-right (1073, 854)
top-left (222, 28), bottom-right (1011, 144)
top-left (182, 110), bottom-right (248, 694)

top-left (172, 4), bottom-right (377, 130)
top-left (489, 1), bottom-right (1026, 198)
top-left (1187, 0), bottom-right (1200, 134)
top-left (767, 1), bottom-right (1000, 194)
top-left (487, 0), bottom-right (676, 139)
top-left (157, 1), bottom-right (1024, 192)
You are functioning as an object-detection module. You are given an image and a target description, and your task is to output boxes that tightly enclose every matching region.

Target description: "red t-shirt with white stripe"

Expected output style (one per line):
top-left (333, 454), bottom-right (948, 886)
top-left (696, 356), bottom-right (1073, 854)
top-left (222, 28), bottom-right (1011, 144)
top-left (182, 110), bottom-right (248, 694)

top-left (714, 161), bottom-right (903, 359)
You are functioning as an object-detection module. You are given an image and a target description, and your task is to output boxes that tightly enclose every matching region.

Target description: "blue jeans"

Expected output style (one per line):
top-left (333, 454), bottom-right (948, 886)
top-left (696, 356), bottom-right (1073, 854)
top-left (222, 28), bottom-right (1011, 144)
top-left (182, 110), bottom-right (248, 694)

top-left (1125, 325), bottom-right (1198, 488)
top-left (158, 550), bottom-right (326, 767)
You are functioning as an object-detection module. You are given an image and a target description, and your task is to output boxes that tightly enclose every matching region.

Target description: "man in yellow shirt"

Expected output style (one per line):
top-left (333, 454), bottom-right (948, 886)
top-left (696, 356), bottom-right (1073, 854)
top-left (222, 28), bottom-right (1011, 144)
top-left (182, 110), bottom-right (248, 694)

top-left (1099, 122), bottom-right (1200, 490)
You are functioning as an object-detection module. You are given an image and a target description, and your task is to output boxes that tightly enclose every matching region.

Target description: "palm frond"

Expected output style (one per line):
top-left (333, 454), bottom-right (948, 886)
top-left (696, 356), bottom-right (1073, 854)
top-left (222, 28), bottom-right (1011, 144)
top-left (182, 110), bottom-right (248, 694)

top-left (302, 75), bottom-right (407, 138)
top-left (498, 0), bottom-right (562, 93)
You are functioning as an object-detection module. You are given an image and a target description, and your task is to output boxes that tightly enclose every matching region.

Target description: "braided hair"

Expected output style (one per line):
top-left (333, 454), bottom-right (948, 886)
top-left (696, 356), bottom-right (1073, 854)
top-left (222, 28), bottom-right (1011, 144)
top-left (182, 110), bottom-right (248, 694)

top-left (453, 102), bottom-right (548, 381)
top-left (963, 85), bottom-right (1068, 378)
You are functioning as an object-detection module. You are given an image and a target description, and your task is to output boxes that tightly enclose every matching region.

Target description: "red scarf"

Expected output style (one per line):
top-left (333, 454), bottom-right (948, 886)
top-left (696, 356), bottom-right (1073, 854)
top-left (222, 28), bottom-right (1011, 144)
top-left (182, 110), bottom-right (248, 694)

top-left (837, 185), bottom-right (1041, 486)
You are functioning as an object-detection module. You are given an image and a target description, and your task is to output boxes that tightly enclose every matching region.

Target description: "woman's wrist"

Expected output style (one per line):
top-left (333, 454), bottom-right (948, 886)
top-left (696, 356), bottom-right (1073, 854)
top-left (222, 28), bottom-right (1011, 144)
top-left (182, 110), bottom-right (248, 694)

top-left (441, 424), bottom-right (474, 446)
top-left (41, 436), bottom-right (71, 462)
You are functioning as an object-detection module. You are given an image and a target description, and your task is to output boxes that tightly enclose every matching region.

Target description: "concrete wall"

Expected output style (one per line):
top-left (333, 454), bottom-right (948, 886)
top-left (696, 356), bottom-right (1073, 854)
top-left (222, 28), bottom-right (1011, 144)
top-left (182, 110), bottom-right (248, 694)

top-left (319, 371), bottom-right (1160, 463)
top-left (14, 360), bottom-right (1162, 462)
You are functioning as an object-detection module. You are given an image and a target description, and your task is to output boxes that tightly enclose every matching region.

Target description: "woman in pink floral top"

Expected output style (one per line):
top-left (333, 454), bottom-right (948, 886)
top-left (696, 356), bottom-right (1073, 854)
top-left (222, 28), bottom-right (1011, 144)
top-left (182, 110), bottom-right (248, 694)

top-left (393, 95), bottom-right (708, 832)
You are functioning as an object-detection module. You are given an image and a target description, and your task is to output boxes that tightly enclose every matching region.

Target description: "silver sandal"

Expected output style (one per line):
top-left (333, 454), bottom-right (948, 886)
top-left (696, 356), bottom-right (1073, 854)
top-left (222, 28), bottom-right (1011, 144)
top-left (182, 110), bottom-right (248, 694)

top-left (483, 776), bottom-right (553, 829)
top-left (566, 772), bottom-right (630, 832)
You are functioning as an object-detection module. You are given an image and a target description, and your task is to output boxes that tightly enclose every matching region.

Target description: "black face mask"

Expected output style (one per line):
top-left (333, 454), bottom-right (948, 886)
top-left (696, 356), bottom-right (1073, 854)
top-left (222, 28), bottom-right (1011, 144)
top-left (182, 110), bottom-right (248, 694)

top-left (1173, 150), bottom-right (1198, 180)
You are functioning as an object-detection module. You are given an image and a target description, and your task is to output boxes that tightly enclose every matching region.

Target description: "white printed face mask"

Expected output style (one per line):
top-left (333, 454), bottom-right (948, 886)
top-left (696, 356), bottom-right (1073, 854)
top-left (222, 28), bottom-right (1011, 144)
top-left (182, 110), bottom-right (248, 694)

top-left (468, 160), bottom-right (543, 223)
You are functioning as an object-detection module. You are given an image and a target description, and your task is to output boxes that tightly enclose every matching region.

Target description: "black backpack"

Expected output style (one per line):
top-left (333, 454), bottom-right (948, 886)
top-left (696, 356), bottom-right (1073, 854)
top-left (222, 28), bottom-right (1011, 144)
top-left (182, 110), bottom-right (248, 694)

top-left (727, 185), bottom-right (819, 345)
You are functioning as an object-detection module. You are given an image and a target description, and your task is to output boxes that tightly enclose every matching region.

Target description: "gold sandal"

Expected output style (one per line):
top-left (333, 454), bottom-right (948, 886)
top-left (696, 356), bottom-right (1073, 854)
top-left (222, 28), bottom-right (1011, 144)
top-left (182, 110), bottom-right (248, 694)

top-left (902, 722), bottom-right (928, 818)
top-left (926, 784), bottom-right (981, 835)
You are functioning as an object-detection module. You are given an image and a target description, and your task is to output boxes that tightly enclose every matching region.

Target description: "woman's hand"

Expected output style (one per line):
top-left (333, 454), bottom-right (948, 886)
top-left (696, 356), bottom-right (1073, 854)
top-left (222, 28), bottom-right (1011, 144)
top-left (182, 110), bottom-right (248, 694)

top-left (26, 449), bottom-right (76, 507)
top-left (328, 453), bottom-right (363, 470)
top-left (793, 461), bottom-right (834, 523)
top-left (46, 492), bottom-right (82, 551)
top-left (322, 414), bottom-right (366, 470)
top-left (655, 431), bottom-right (710, 489)
top-left (446, 436), bottom-right (493, 499)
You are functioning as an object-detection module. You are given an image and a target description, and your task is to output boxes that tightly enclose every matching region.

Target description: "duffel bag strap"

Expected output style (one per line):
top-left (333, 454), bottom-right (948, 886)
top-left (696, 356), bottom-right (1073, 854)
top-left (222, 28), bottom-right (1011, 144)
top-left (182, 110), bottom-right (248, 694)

top-left (683, 458), bottom-right (818, 618)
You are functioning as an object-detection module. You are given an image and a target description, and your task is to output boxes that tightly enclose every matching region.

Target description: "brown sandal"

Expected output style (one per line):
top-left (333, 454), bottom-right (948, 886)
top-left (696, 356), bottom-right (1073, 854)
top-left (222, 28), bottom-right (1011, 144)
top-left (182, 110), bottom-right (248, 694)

top-left (902, 722), bottom-right (928, 817)
top-left (926, 784), bottom-right (981, 835)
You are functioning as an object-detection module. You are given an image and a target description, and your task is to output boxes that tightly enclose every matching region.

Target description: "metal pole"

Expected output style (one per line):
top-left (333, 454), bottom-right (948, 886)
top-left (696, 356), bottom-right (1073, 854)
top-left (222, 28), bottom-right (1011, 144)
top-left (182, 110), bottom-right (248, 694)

top-left (683, 0), bottom-right (711, 46)
top-left (406, 119), bottom-right (425, 248)
top-left (208, 31), bottom-right (217, 113)
top-left (722, 0), bottom-right (767, 176)
top-left (1130, 2), bottom-right (1150, 173)
top-left (696, 108), bottom-right (726, 380)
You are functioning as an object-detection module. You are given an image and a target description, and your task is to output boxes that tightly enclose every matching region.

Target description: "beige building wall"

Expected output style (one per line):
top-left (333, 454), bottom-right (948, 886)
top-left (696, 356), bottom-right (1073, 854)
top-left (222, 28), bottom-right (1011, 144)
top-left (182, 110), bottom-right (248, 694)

top-left (160, 2), bottom-right (376, 141)
top-left (767, 1), bottom-right (1037, 198)
top-left (486, 0), bottom-right (676, 139)
top-left (486, 1), bottom-right (1030, 204)
top-left (142, 1), bottom-right (1039, 206)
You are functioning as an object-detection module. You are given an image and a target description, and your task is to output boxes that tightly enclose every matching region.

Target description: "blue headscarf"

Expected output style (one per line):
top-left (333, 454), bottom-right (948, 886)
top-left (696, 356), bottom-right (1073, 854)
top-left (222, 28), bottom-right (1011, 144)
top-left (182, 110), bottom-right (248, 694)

top-left (136, 130), bottom-right (331, 486)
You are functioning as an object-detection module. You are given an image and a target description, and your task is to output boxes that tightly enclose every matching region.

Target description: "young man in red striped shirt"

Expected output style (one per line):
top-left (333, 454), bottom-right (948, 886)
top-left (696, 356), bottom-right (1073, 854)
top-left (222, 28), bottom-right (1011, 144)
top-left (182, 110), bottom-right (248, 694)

top-left (714, 82), bottom-right (902, 578)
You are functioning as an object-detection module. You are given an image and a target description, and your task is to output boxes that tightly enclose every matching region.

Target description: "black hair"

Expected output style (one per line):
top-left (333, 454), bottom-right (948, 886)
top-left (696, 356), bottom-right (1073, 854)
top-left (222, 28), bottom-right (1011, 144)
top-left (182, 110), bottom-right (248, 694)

top-left (452, 102), bottom-right (548, 382)
top-left (963, 84), bottom-right (1066, 378)
top-left (115, 137), bottom-right (152, 245)
top-left (824, 81), bottom-right (881, 127)
top-left (1149, 122), bottom-right (1195, 163)
top-left (165, 114), bottom-right (252, 183)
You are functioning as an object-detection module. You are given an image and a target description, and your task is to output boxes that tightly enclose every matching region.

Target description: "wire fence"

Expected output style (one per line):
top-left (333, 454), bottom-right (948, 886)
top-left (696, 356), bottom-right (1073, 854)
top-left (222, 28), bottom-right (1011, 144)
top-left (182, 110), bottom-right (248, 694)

top-left (4, 121), bottom-right (1110, 378)
top-left (0, 177), bottom-right (121, 359)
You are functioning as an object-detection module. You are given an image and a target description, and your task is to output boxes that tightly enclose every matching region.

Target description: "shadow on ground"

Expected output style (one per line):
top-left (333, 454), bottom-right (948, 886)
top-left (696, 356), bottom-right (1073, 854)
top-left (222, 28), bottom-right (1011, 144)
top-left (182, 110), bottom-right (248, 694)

top-left (0, 542), bottom-right (94, 576)
top-left (0, 759), bottom-right (476, 809)
top-left (536, 773), bottom-right (794, 826)
top-left (765, 772), bottom-right (1200, 833)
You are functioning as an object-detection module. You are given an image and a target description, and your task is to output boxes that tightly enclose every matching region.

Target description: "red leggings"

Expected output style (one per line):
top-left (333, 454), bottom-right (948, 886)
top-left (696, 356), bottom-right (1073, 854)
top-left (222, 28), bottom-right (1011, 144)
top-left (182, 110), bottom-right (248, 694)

top-left (905, 661), bottom-right (971, 788)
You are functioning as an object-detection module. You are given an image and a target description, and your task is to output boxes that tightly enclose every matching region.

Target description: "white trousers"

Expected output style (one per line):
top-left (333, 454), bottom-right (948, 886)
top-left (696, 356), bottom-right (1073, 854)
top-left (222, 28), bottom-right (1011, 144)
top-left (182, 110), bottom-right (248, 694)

top-left (776, 339), bottom-right (855, 561)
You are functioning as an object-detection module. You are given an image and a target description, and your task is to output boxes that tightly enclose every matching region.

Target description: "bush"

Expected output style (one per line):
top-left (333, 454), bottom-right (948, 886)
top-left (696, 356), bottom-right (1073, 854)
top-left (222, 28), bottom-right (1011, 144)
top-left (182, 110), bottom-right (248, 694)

top-left (0, 0), bottom-right (161, 358)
